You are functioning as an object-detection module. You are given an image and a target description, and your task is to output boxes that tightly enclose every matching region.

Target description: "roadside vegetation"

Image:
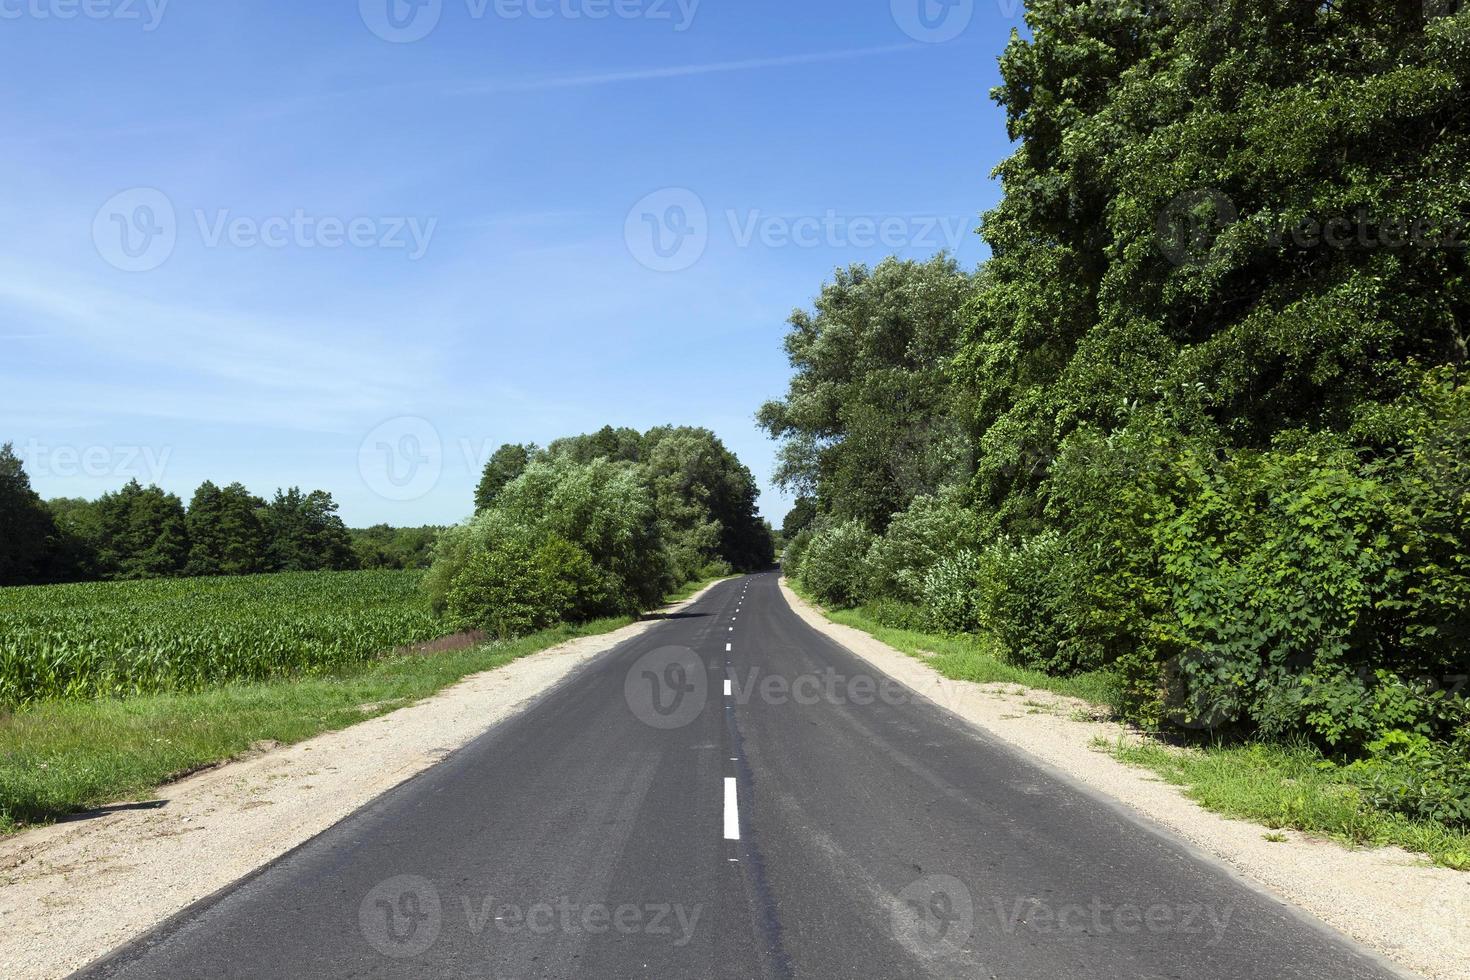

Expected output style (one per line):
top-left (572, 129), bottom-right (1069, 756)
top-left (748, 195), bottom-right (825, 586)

top-left (0, 421), bottom-right (772, 832)
top-left (0, 614), bottom-right (628, 834)
top-left (767, 2), bottom-right (1470, 862)
top-left (429, 425), bottom-right (773, 637)
top-left (0, 570), bottom-right (440, 706)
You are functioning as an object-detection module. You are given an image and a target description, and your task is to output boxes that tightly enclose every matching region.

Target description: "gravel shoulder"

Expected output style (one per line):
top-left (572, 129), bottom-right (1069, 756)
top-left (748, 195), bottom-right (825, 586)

top-left (779, 579), bottom-right (1469, 980)
top-left (0, 584), bottom-right (719, 980)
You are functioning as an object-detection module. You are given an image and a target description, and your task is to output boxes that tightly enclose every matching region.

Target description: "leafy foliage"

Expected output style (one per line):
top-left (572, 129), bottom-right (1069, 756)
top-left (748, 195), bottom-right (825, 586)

top-left (0, 443), bottom-right (58, 587)
top-left (441, 428), bottom-right (771, 636)
top-left (766, 0), bottom-right (1470, 815)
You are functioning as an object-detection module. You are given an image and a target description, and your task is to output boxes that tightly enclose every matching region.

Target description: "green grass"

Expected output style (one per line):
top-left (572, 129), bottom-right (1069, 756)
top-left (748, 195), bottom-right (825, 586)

top-left (0, 616), bottom-right (634, 835)
top-left (787, 579), bottom-right (1470, 872)
top-left (789, 584), bottom-right (1122, 707)
top-left (1111, 738), bottom-right (1470, 871)
top-left (0, 573), bottom-right (727, 835)
top-left (661, 571), bottom-right (739, 605)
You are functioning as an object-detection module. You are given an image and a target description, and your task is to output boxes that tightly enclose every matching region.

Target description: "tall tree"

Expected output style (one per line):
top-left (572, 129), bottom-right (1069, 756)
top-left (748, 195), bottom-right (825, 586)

top-left (474, 443), bottom-right (534, 511)
top-left (263, 488), bottom-right (358, 572)
top-left (758, 255), bottom-right (983, 531)
top-left (93, 480), bottom-right (190, 579)
top-left (187, 481), bottom-right (268, 576)
top-left (0, 442), bottom-right (58, 586)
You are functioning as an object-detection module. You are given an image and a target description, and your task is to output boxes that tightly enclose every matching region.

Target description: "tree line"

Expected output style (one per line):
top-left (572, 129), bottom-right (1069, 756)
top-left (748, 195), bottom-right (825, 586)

top-left (767, 1), bottom-right (1469, 828)
top-left (0, 443), bottom-right (436, 586)
top-left (432, 425), bottom-right (773, 637)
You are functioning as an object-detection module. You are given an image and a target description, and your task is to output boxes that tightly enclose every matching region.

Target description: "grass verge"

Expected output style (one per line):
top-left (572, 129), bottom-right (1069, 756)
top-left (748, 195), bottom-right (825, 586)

top-left (1109, 737), bottom-right (1470, 871)
top-left (787, 582), bottom-right (1121, 707)
top-left (0, 576), bottom-right (722, 836)
top-left (0, 617), bottom-right (630, 835)
top-left (786, 578), bottom-right (1470, 872)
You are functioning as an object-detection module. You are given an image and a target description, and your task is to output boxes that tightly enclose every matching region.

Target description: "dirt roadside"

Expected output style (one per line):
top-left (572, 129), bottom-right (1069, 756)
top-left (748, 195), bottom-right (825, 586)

top-left (779, 579), bottom-right (1469, 980)
top-left (0, 583), bottom-right (720, 980)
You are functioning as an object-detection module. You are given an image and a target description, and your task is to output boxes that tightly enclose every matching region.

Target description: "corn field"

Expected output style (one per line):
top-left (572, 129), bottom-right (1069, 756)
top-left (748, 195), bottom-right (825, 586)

top-left (0, 570), bottom-right (443, 707)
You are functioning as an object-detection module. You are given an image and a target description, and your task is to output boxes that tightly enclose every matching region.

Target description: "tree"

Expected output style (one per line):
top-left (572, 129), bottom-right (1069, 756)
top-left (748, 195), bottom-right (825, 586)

top-left (781, 497), bottom-right (818, 541)
top-left (474, 443), bottom-right (534, 511)
top-left (187, 481), bottom-right (268, 576)
top-left (93, 480), bottom-right (190, 579)
top-left (351, 524), bottom-right (440, 570)
top-left (45, 497), bottom-right (103, 581)
top-left (263, 488), bottom-right (358, 572)
top-left (758, 255), bottom-right (983, 531)
top-left (643, 426), bottom-right (773, 576)
top-left (0, 442), bottom-right (58, 585)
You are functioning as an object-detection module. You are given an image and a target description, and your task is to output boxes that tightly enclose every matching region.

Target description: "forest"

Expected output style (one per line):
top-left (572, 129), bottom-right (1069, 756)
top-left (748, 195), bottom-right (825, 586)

top-left (767, 0), bottom-right (1470, 830)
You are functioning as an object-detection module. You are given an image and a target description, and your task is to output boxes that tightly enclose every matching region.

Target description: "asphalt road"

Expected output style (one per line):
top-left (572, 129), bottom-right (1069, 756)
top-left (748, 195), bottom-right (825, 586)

top-left (76, 573), bottom-right (1403, 979)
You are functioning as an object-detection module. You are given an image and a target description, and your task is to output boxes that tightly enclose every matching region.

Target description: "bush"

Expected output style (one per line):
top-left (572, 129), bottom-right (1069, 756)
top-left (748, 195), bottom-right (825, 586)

top-left (798, 520), bottom-right (875, 607)
top-left (782, 528), bottom-right (814, 579)
top-left (972, 532), bottom-right (1102, 674)
top-left (445, 536), bottom-right (607, 639)
top-left (866, 489), bottom-right (982, 602)
top-left (1346, 726), bottom-right (1470, 832)
top-left (863, 596), bottom-right (929, 632)
top-left (919, 551), bottom-right (985, 635)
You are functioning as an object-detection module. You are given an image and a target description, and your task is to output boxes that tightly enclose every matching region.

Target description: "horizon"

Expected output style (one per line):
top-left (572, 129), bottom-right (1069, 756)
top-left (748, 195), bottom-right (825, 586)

top-left (1, 0), bottom-right (1018, 527)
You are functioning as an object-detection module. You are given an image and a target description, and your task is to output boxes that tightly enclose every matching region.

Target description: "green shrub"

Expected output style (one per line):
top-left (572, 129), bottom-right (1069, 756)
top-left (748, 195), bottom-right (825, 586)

top-left (445, 536), bottom-right (607, 639)
top-left (972, 532), bottom-right (1103, 674)
top-left (866, 489), bottom-right (982, 602)
top-left (781, 528), bottom-right (814, 579)
top-left (919, 551), bottom-right (985, 635)
top-left (863, 596), bottom-right (929, 632)
top-left (798, 520), bottom-right (875, 607)
top-left (1346, 727), bottom-right (1470, 832)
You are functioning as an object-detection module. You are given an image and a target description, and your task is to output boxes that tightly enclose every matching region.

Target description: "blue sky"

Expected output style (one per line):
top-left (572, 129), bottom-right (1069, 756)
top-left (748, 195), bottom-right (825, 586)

top-left (1, 0), bottom-right (1021, 527)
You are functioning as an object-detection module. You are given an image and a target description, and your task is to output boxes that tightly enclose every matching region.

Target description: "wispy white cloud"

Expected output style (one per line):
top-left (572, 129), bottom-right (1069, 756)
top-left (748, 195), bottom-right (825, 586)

top-left (445, 43), bottom-right (922, 95)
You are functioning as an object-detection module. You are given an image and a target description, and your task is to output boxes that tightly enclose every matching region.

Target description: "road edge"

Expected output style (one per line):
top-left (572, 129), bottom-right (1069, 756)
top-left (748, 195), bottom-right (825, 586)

top-left (777, 577), bottom-right (1467, 980)
top-left (0, 579), bottom-right (728, 980)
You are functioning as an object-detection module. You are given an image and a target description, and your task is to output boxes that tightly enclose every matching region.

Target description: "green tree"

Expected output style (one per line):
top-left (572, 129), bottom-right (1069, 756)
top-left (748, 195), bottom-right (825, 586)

top-left (758, 255), bottom-right (982, 531)
top-left (0, 442), bottom-right (58, 585)
top-left (93, 480), bottom-right (190, 579)
top-left (351, 524), bottom-right (440, 570)
top-left (186, 481), bottom-right (268, 576)
top-left (643, 426), bottom-right (772, 576)
top-left (263, 488), bottom-right (358, 572)
top-left (474, 443), bottom-right (535, 511)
